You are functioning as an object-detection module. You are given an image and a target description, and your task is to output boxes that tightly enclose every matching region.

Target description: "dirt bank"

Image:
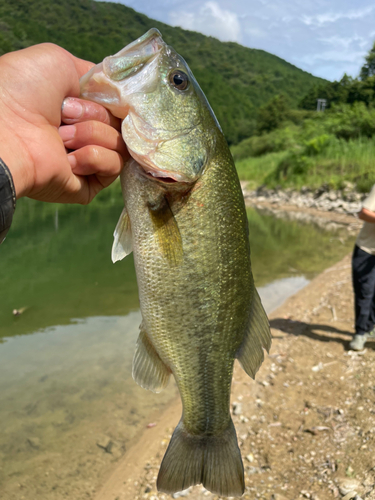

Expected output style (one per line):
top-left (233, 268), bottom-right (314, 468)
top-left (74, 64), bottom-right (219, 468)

top-left (93, 253), bottom-right (375, 500)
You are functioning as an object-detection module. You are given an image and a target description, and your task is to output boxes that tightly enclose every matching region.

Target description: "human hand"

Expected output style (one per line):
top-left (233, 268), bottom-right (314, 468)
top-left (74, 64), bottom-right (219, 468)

top-left (0, 43), bottom-right (128, 204)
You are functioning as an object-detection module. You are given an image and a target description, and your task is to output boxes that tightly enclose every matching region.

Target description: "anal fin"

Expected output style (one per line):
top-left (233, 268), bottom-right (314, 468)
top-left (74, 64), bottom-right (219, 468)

top-left (236, 287), bottom-right (272, 378)
top-left (132, 325), bottom-right (171, 393)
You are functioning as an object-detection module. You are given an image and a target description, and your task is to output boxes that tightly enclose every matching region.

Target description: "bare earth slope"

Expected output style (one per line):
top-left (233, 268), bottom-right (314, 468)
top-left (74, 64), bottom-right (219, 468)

top-left (94, 253), bottom-right (375, 500)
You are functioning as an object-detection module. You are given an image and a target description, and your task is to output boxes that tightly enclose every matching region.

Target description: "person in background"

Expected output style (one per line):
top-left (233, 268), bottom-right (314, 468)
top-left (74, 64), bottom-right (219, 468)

top-left (0, 43), bottom-right (129, 245)
top-left (350, 184), bottom-right (375, 350)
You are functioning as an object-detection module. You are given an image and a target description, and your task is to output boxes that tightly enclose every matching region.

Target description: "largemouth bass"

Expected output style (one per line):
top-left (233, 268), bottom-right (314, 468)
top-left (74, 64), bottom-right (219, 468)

top-left (80, 29), bottom-right (271, 497)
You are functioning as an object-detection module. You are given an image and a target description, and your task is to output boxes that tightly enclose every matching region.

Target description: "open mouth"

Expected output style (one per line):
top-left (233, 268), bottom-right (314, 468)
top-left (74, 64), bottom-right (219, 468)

top-left (143, 170), bottom-right (179, 184)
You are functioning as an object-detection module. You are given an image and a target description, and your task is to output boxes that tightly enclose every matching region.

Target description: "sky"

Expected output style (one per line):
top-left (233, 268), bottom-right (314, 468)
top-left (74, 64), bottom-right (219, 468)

top-left (106, 0), bottom-right (375, 81)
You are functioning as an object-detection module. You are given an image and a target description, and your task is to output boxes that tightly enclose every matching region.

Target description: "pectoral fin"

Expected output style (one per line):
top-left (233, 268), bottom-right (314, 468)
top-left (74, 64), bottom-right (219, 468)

top-left (112, 208), bottom-right (133, 263)
top-left (149, 198), bottom-right (183, 266)
top-left (132, 325), bottom-right (171, 393)
top-left (236, 288), bottom-right (271, 378)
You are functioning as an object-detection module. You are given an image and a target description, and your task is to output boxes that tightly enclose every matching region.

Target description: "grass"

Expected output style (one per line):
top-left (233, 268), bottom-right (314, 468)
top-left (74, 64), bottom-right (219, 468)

top-left (234, 151), bottom-right (288, 188)
top-left (263, 136), bottom-right (375, 192)
top-left (232, 104), bottom-right (375, 192)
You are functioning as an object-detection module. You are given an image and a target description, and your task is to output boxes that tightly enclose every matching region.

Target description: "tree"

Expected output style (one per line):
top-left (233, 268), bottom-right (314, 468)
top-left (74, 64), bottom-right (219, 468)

top-left (360, 41), bottom-right (375, 80)
top-left (256, 94), bottom-right (290, 134)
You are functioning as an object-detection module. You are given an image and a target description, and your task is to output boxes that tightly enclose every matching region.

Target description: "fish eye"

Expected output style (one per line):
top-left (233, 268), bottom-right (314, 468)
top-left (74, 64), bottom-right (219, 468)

top-left (169, 70), bottom-right (189, 91)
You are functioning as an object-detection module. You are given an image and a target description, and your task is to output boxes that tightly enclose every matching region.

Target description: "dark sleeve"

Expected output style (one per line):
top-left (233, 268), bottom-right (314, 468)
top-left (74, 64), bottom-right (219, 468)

top-left (0, 158), bottom-right (16, 244)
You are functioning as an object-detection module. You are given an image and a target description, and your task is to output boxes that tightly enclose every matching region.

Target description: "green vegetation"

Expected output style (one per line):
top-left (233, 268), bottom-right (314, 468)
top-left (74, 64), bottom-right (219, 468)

top-left (232, 103), bottom-right (375, 192)
top-left (299, 43), bottom-right (375, 111)
top-left (0, 0), bottom-right (322, 145)
top-left (232, 40), bottom-right (375, 192)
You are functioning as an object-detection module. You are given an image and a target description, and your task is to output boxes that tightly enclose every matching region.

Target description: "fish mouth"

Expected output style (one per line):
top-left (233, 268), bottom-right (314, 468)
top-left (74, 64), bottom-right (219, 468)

top-left (79, 29), bottom-right (164, 116)
top-left (142, 170), bottom-right (180, 184)
top-left (103, 29), bottom-right (163, 82)
top-left (131, 153), bottom-right (191, 185)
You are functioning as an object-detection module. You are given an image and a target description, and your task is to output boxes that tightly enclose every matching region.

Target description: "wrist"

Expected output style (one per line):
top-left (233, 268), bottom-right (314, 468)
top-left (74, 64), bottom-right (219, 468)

top-left (0, 119), bottom-right (34, 199)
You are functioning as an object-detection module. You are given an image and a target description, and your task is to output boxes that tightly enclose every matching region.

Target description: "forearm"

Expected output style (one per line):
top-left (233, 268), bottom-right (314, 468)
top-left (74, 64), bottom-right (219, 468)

top-left (358, 208), bottom-right (375, 223)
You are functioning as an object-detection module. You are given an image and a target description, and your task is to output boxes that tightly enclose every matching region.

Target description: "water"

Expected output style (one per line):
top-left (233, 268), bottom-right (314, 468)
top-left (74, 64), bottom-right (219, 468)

top-left (0, 197), bottom-right (355, 499)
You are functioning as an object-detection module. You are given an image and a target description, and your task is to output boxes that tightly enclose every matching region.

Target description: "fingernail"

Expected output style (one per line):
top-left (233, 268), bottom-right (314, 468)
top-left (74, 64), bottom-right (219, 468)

top-left (67, 154), bottom-right (77, 170)
top-left (62, 98), bottom-right (83, 119)
top-left (59, 125), bottom-right (76, 141)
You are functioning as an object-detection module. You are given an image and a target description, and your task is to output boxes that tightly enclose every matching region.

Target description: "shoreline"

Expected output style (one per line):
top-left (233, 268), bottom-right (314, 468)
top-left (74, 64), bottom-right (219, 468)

top-left (242, 182), bottom-right (363, 236)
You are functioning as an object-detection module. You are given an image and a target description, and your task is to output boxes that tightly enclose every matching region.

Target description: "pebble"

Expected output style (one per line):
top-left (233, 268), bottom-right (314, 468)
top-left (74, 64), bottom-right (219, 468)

top-left (342, 493), bottom-right (357, 500)
top-left (337, 478), bottom-right (362, 496)
top-left (232, 402), bottom-right (242, 415)
top-left (172, 488), bottom-right (191, 498)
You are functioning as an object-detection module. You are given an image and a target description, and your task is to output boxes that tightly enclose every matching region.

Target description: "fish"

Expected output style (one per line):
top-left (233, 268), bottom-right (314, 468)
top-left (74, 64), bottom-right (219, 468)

top-left (80, 28), bottom-right (271, 497)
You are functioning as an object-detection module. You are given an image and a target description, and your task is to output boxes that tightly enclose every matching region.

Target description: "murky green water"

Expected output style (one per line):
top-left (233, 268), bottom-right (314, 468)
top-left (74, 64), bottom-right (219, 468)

top-left (0, 196), bottom-right (355, 499)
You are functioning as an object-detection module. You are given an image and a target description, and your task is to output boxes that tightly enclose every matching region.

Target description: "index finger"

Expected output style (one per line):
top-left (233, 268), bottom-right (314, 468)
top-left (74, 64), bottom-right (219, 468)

top-left (62, 97), bottom-right (122, 130)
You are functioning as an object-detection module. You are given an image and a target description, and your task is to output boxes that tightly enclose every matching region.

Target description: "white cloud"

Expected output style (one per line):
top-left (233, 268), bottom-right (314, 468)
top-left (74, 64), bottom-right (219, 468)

top-left (319, 35), bottom-right (368, 50)
top-left (245, 26), bottom-right (267, 39)
top-left (169, 1), bottom-right (242, 43)
top-left (302, 6), bottom-right (374, 27)
top-left (297, 49), bottom-right (366, 65)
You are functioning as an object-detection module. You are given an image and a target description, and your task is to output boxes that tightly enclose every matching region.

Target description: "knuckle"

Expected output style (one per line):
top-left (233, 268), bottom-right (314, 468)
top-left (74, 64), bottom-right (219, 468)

top-left (84, 102), bottom-right (110, 124)
top-left (82, 120), bottom-right (96, 138)
top-left (86, 146), bottom-right (101, 164)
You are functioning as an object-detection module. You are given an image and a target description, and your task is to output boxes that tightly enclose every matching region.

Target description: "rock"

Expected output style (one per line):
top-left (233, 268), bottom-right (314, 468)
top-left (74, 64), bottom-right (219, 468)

top-left (271, 494), bottom-right (289, 500)
top-left (172, 488), bottom-right (191, 498)
top-left (246, 466), bottom-right (261, 474)
top-left (337, 477), bottom-right (362, 496)
top-left (300, 490), bottom-right (311, 498)
top-left (328, 192), bottom-right (338, 201)
top-left (232, 402), bottom-right (242, 415)
top-left (342, 180), bottom-right (355, 190)
top-left (341, 493), bottom-right (357, 500)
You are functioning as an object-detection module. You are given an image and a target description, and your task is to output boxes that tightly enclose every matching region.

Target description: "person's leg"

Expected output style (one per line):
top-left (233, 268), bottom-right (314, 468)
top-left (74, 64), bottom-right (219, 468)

top-left (366, 266), bottom-right (375, 335)
top-left (351, 245), bottom-right (375, 349)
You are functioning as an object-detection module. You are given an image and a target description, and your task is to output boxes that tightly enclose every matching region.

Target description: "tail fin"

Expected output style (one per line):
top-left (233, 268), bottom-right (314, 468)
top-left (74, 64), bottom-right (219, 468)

top-left (157, 419), bottom-right (244, 497)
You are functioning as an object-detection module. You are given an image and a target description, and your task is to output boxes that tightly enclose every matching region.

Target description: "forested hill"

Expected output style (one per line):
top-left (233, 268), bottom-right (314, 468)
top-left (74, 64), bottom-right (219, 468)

top-left (0, 0), bottom-right (325, 144)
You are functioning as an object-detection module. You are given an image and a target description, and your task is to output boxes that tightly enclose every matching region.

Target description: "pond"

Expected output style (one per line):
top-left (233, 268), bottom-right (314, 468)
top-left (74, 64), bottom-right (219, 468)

top-left (0, 195), bottom-right (355, 499)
